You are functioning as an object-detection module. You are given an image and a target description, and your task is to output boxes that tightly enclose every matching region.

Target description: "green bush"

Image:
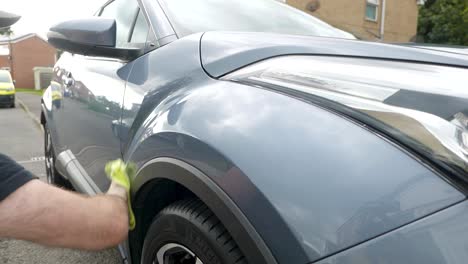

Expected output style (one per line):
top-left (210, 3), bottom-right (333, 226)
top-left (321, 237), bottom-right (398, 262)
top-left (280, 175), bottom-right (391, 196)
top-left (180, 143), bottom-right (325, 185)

top-left (418, 0), bottom-right (468, 45)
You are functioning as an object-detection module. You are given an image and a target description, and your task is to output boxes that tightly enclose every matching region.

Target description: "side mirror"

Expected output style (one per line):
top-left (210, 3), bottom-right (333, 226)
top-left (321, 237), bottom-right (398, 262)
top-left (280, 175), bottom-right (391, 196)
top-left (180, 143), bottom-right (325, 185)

top-left (0, 10), bottom-right (21, 28)
top-left (47, 18), bottom-right (141, 60)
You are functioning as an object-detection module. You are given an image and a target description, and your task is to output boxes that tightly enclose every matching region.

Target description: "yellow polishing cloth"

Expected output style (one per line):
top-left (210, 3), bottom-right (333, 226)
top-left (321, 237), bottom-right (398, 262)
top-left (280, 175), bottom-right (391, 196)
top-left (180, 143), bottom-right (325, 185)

top-left (105, 159), bottom-right (136, 230)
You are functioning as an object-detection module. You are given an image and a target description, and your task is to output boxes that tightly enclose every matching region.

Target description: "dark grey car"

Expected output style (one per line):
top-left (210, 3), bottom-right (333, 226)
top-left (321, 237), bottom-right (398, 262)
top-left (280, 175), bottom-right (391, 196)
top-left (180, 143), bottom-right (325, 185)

top-left (41, 0), bottom-right (468, 264)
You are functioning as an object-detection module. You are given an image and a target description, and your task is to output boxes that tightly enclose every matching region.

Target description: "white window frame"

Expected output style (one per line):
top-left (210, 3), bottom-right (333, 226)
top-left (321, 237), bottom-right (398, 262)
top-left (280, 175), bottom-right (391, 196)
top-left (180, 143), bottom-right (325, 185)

top-left (365, 0), bottom-right (379, 22)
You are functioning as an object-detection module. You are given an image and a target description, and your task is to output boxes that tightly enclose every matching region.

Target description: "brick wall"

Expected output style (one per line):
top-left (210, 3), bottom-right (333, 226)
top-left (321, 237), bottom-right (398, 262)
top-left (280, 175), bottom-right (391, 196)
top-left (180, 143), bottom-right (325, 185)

top-left (384, 0), bottom-right (419, 42)
top-left (287, 0), bottom-right (419, 42)
top-left (10, 36), bottom-right (56, 88)
top-left (0, 55), bottom-right (9, 70)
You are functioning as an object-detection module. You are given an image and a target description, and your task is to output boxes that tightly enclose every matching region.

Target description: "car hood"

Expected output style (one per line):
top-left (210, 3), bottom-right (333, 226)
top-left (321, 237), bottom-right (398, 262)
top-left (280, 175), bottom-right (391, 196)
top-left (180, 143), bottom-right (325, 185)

top-left (399, 43), bottom-right (468, 57)
top-left (200, 31), bottom-right (468, 78)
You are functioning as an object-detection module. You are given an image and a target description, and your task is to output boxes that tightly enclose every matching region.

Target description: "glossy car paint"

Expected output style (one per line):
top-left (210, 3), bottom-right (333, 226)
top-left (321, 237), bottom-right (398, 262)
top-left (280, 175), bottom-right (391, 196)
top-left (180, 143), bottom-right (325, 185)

top-left (47, 54), bottom-right (131, 190)
top-left (400, 43), bottom-right (468, 56)
top-left (42, 0), bottom-right (468, 263)
top-left (117, 34), bottom-right (465, 263)
top-left (315, 200), bottom-right (468, 264)
top-left (0, 10), bottom-right (21, 28)
top-left (223, 56), bottom-right (468, 189)
top-left (200, 32), bottom-right (468, 78)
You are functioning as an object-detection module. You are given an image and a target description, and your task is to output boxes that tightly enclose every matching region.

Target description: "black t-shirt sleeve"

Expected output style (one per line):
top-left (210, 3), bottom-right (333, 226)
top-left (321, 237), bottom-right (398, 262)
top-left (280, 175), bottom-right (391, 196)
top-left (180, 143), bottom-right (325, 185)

top-left (0, 153), bottom-right (38, 202)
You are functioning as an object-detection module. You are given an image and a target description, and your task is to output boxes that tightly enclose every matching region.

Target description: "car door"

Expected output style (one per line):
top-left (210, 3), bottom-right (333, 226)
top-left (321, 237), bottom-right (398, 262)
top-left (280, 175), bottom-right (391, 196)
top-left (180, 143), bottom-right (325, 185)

top-left (52, 0), bottom-right (148, 191)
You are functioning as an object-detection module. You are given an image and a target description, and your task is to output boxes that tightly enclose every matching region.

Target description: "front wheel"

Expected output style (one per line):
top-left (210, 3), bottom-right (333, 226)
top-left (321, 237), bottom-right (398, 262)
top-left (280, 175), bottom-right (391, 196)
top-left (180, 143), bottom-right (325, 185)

top-left (141, 199), bottom-right (247, 264)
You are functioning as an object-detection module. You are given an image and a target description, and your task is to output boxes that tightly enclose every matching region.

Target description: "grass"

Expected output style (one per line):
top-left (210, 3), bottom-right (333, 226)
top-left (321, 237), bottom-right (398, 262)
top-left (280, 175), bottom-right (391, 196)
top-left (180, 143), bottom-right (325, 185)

top-left (15, 88), bottom-right (45, 96)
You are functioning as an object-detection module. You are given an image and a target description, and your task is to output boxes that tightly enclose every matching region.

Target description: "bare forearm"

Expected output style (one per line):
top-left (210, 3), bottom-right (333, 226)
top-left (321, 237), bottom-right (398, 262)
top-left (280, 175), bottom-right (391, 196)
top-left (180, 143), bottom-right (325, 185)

top-left (41, 193), bottom-right (128, 250)
top-left (0, 180), bottom-right (128, 250)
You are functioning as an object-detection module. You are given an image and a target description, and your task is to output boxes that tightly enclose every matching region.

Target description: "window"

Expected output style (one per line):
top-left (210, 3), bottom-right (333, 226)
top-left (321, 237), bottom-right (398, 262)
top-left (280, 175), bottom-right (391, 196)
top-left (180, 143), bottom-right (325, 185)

top-left (130, 9), bottom-right (149, 44)
top-left (158, 0), bottom-right (355, 39)
top-left (100, 0), bottom-right (139, 47)
top-left (365, 0), bottom-right (379, 21)
top-left (0, 71), bottom-right (12, 83)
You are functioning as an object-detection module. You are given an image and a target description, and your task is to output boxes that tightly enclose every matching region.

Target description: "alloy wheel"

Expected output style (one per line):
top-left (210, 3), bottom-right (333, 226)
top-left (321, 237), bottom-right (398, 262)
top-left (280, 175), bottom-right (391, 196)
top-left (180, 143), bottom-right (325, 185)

top-left (154, 243), bottom-right (203, 264)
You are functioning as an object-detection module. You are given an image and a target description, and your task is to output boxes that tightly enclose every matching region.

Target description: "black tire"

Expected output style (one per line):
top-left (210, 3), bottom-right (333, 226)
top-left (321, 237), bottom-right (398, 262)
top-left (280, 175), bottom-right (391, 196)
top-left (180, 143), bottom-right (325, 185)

top-left (10, 102), bottom-right (15, 108)
top-left (141, 199), bottom-right (247, 264)
top-left (44, 125), bottom-right (72, 189)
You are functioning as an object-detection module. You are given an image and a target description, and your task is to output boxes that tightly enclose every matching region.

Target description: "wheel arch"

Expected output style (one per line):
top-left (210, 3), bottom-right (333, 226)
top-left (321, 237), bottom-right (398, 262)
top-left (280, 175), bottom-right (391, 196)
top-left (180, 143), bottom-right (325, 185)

top-left (130, 157), bottom-right (277, 264)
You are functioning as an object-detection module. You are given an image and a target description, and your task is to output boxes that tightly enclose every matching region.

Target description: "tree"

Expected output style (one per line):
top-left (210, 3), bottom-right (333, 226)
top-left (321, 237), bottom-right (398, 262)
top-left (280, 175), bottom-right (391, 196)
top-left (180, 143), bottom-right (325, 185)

top-left (0, 26), bottom-right (13, 37)
top-left (418, 0), bottom-right (468, 45)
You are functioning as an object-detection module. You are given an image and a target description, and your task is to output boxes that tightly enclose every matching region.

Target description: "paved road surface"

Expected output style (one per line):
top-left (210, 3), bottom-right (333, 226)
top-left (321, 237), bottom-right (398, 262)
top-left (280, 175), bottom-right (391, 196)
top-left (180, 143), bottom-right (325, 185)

top-left (17, 92), bottom-right (42, 123)
top-left (0, 92), bottom-right (122, 264)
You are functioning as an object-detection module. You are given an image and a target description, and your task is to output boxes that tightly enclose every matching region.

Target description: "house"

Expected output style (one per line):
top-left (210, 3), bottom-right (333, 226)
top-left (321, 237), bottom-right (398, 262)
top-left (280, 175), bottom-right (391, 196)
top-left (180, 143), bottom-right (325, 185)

top-left (286, 0), bottom-right (424, 42)
top-left (0, 33), bottom-right (56, 88)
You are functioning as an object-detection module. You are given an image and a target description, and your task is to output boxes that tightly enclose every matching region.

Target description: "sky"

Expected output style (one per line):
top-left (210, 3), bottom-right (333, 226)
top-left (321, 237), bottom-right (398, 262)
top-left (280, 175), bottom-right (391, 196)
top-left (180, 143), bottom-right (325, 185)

top-left (1, 0), bottom-right (108, 37)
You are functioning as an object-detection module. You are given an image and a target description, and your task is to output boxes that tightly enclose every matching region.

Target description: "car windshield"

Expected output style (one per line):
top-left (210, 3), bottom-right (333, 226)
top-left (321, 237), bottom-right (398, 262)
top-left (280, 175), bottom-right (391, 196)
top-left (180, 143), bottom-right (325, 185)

top-left (0, 71), bottom-right (11, 83)
top-left (158, 0), bottom-right (355, 39)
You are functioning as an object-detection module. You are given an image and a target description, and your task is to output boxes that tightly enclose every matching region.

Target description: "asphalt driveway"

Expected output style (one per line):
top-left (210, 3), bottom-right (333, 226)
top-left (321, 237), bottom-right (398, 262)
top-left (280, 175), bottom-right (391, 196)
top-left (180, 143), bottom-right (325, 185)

top-left (0, 92), bottom-right (121, 264)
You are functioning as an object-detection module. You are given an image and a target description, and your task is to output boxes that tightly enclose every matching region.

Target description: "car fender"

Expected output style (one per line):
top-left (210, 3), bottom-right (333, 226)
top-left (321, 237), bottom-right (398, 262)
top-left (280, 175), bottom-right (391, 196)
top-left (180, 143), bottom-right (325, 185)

top-left (121, 33), bottom-right (293, 263)
top-left (124, 79), bottom-right (310, 264)
top-left (126, 77), bottom-right (464, 263)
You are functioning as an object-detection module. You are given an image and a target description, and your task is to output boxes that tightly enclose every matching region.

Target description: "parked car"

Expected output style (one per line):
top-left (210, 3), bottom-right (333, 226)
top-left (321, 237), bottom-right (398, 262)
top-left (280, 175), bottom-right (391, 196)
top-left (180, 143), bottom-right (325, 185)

top-left (0, 70), bottom-right (15, 108)
top-left (42, 0), bottom-right (468, 264)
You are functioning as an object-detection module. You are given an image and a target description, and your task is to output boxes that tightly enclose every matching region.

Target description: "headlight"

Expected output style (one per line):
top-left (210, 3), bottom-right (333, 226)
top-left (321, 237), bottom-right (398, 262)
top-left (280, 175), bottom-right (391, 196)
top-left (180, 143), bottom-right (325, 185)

top-left (6, 87), bottom-right (14, 91)
top-left (222, 56), bottom-right (401, 102)
top-left (222, 56), bottom-right (468, 103)
top-left (452, 112), bottom-right (468, 130)
top-left (223, 55), bottom-right (468, 169)
top-left (452, 112), bottom-right (468, 153)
